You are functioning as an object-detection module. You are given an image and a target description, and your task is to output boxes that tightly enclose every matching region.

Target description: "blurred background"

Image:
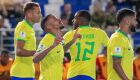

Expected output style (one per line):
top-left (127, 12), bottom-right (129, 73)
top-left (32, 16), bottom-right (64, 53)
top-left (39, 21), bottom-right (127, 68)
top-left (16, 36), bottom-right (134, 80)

top-left (0, 0), bottom-right (140, 55)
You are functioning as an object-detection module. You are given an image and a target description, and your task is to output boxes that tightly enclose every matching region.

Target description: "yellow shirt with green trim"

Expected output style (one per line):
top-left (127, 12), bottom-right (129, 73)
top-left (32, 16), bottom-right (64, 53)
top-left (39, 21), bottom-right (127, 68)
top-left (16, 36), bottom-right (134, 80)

top-left (10, 20), bottom-right (36, 77)
top-left (36, 33), bottom-right (64, 80)
top-left (107, 29), bottom-right (134, 80)
top-left (63, 26), bottom-right (109, 79)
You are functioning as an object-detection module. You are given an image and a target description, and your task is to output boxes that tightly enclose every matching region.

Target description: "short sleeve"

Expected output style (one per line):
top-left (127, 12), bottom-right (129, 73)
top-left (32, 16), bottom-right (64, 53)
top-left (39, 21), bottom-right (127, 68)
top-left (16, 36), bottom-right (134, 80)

top-left (16, 27), bottom-right (28, 42)
top-left (109, 37), bottom-right (124, 58)
top-left (36, 34), bottom-right (53, 53)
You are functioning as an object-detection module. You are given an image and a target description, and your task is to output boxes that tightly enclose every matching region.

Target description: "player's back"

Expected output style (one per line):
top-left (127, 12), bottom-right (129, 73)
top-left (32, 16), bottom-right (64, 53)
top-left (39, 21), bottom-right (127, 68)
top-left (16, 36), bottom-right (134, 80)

top-left (64, 26), bottom-right (109, 79)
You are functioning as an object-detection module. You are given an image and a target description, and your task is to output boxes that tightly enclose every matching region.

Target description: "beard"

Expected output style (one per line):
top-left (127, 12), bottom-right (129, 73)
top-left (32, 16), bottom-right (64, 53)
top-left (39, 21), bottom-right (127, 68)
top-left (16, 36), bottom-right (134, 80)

top-left (129, 26), bottom-right (136, 33)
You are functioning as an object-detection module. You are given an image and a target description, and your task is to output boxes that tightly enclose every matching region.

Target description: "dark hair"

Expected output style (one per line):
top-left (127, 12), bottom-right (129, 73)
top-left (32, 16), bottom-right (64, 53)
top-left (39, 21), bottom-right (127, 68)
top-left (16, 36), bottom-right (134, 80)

top-left (23, 2), bottom-right (39, 14)
top-left (41, 14), bottom-right (52, 31)
top-left (1, 49), bottom-right (9, 56)
top-left (136, 46), bottom-right (140, 54)
top-left (77, 10), bottom-right (91, 22)
top-left (116, 8), bottom-right (136, 23)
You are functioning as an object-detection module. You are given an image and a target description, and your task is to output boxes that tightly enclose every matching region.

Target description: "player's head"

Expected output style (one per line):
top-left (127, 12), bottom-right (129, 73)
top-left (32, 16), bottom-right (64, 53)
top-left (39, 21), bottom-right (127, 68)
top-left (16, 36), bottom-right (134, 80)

top-left (23, 2), bottom-right (41, 23)
top-left (41, 14), bottom-right (63, 32)
top-left (0, 50), bottom-right (10, 65)
top-left (73, 10), bottom-right (91, 29)
top-left (116, 8), bottom-right (137, 32)
top-left (136, 46), bottom-right (140, 56)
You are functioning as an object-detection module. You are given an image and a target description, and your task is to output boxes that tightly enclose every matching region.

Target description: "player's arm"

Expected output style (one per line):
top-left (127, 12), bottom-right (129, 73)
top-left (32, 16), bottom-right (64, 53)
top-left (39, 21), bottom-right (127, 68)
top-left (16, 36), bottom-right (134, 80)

top-left (113, 57), bottom-right (129, 80)
top-left (110, 37), bottom-right (129, 80)
top-left (64, 29), bottom-right (81, 52)
top-left (33, 38), bottom-right (62, 63)
top-left (16, 41), bottom-right (36, 57)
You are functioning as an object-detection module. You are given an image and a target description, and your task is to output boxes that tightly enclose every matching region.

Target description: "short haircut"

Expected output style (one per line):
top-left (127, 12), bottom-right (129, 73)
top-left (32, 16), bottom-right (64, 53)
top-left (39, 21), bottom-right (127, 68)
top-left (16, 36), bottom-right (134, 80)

top-left (136, 46), bottom-right (140, 54)
top-left (77, 10), bottom-right (91, 22)
top-left (23, 2), bottom-right (39, 14)
top-left (1, 49), bottom-right (9, 56)
top-left (41, 14), bottom-right (52, 31)
top-left (116, 8), bottom-right (136, 23)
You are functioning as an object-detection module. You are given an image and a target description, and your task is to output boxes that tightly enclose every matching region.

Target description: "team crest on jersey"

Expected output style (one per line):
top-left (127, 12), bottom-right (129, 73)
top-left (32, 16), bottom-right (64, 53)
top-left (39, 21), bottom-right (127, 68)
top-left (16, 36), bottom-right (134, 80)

top-left (114, 47), bottom-right (121, 54)
top-left (19, 31), bottom-right (26, 38)
top-left (39, 45), bottom-right (45, 49)
top-left (37, 44), bottom-right (45, 53)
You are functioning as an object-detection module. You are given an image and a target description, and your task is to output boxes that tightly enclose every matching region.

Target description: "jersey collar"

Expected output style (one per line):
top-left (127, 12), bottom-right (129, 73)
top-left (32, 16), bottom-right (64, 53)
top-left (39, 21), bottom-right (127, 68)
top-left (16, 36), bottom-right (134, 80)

top-left (49, 33), bottom-right (56, 38)
top-left (116, 29), bottom-right (128, 39)
top-left (23, 19), bottom-right (33, 28)
top-left (79, 26), bottom-right (91, 28)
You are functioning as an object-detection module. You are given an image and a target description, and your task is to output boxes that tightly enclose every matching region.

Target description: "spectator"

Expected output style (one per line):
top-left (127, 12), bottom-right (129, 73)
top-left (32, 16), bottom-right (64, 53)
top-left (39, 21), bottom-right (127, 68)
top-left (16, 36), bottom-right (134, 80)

top-left (105, 1), bottom-right (117, 27)
top-left (0, 15), bottom-right (13, 51)
top-left (91, 1), bottom-right (106, 28)
top-left (133, 46), bottom-right (140, 80)
top-left (61, 3), bottom-right (74, 26)
top-left (0, 49), bottom-right (13, 80)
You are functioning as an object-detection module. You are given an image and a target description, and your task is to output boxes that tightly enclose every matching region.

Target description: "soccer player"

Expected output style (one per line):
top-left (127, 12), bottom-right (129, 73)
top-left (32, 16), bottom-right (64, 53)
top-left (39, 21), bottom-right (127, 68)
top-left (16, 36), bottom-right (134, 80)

top-left (96, 47), bottom-right (107, 80)
top-left (133, 46), bottom-right (140, 80)
top-left (63, 10), bottom-right (109, 80)
top-left (0, 50), bottom-right (13, 80)
top-left (107, 8), bottom-right (137, 80)
top-left (33, 14), bottom-right (65, 80)
top-left (10, 2), bottom-right (41, 80)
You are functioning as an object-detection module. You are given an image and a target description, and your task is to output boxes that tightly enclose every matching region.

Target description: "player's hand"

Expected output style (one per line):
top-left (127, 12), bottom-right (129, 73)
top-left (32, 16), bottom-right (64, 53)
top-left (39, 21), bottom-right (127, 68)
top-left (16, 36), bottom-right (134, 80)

top-left (72, 28), bottom-right (81, 42)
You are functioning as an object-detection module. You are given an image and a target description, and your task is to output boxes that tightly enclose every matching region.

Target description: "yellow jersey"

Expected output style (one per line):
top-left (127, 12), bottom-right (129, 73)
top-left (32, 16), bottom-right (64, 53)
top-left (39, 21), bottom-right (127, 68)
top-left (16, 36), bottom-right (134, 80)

top-left (63, 26), bottom-right (109, 79)
top-left (107, 29), bottom-right (134, 80)
top-left (36, 33), bottom-right (64, 80)
top-left (10, 20), bottom-right (36, 77)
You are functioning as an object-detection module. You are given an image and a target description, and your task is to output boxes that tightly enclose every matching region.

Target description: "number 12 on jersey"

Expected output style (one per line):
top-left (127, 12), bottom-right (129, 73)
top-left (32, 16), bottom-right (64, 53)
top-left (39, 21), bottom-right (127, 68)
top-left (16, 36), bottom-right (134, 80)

top-left (75, 42), bottom-right (95, 61)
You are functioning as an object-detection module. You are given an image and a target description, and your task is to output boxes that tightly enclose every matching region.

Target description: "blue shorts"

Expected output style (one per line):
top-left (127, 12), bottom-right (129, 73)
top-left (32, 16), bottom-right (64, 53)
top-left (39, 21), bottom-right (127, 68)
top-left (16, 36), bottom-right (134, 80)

top-left (68, 75), bottom-right (94, 80)
top-left (11, 76), bottom-right (34, 80)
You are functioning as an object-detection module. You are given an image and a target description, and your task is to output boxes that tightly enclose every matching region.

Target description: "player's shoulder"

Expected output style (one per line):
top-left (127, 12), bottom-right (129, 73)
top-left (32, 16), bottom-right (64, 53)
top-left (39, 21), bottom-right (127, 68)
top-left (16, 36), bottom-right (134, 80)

top-left (41, 33), bottom-right (55, 42)
top-left (15, 20), bottom-right (28, 31)
top-left (64, 30), bottom-right (73, 37)
top-left (16, 20), bottom-right (25, 27)
top-left (110, 32), bottom-right (122, 40)
top-left (92, 27), bottom-right (107, 34)
top-left (109, 32), bottom-right (124, 45)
